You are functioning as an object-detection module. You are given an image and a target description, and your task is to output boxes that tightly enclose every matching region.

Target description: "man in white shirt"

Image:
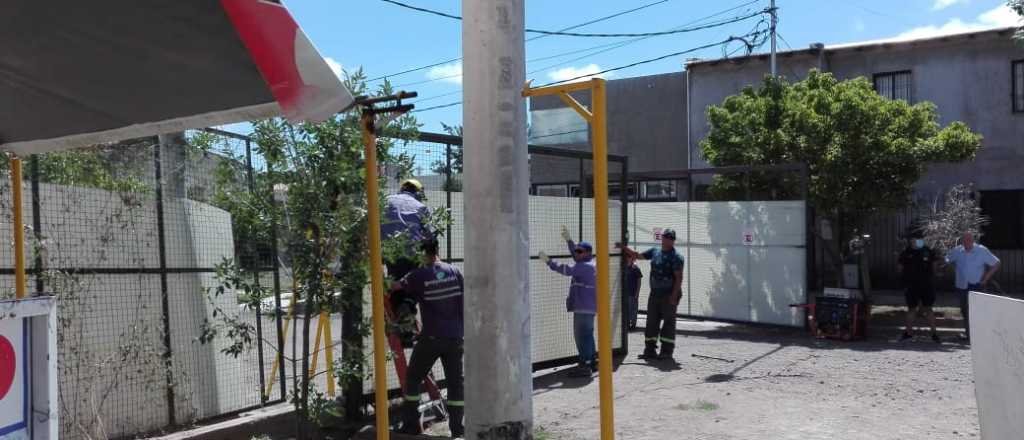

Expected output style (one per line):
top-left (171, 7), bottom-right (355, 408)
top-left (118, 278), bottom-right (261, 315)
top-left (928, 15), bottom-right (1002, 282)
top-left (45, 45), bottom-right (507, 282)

top-left (945, 231), bottom-right (1001, 339)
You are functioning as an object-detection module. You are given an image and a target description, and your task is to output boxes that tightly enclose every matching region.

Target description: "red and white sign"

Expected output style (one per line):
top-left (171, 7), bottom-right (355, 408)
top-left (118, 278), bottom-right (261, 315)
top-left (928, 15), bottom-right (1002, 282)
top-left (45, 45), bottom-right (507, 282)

top-left (653, 227), bottom-right (663, 241)
top-left (742, 227), bottom-right (755, 246)
top-left (0, 318), bottom-right (26, 437)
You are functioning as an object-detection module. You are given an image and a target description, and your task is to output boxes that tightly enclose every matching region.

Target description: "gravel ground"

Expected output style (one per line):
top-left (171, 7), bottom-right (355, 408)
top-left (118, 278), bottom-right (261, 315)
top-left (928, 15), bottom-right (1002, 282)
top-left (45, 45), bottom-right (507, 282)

top-left (526, 316), bottom-right (978, 440)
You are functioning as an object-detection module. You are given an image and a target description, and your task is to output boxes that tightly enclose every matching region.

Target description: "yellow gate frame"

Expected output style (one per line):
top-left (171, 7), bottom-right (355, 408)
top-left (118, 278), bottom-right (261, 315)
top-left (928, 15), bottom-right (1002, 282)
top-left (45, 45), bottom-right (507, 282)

top-left (523, 78), bottom-right (616, 440)
top-left (9, 157), bottom-right (26, 300)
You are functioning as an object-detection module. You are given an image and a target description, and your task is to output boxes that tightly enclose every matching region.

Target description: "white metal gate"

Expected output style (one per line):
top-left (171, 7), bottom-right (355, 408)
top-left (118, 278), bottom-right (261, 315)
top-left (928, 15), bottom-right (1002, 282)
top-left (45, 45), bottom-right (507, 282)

top-left (630, 201), bottom-right (807, 327)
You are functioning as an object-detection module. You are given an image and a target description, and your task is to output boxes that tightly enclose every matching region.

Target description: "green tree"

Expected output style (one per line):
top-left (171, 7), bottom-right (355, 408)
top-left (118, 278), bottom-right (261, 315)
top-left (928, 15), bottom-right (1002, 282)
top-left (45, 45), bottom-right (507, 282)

top-left (1011, 0), bottom-right (1024, 42)
top-left (429, 122), bottom-right (464, 192)
top-left (196, 70), bottom-right (452, 438)
top-left (700, 71), bottom-right (982, 279)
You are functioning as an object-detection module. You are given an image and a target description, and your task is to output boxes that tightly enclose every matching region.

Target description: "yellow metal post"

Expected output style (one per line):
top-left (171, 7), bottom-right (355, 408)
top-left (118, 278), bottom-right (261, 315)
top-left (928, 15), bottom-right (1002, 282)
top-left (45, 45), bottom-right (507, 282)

top-left (10, 157), bottom-right (26, 299)
top-left (265, 280), bottom-right (298, 399)
top-left (308, 313), bottom-right (326, 377)
top-left (362, 114), bottom-right (390, 440)
top-left (323, 311), bottom-right (336, 397)
top-left (523, 78), bottom-right (615, 440)
top-left (590, 78), bottom-right (615, 440)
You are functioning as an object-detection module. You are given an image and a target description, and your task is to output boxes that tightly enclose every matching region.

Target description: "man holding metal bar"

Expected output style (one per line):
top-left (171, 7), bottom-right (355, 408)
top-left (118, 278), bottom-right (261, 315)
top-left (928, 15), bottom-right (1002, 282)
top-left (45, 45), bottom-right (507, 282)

top-left (619, 229), bottom-right (684, 360)
top-left (540, 226), bottom-right (598, 378)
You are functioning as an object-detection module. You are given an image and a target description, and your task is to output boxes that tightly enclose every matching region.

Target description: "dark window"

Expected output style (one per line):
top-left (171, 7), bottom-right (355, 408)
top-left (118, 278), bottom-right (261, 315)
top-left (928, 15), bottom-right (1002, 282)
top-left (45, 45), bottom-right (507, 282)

top-left (980, 190), bottom-right (1024, 249)
top-left (608, 182), bottom-right (638, 201)
top-left (874, 71), bottom-right (913, 102)
top-left (640, 181), bottom-right (676, 201)
top-left (1013, 60), bottom-right (1024, 113)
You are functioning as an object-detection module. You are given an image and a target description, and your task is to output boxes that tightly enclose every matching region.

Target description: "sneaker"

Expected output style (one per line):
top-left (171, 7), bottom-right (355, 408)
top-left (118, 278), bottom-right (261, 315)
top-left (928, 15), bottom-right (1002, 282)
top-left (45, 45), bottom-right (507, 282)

top-left (931, 333), bottom-right (941, 343)
top-left (568, 366), bottom-right (592, 378)
top-left (900, 332), bottom-right (913, 341)
top-left (590, 362), bottom-right (599, 372)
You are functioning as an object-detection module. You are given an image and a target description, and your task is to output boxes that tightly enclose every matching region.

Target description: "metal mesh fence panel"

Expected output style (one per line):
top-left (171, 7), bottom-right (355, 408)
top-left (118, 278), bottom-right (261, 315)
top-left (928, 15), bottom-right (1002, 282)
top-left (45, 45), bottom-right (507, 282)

top-left (628, 166), bottom-right (809, 328)
top-left (0, 134), bottom-right (285, 439)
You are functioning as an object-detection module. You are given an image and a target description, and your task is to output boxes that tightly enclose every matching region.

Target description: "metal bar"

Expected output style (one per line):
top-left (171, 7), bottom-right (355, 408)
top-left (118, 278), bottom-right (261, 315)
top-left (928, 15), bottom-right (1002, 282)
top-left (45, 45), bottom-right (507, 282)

top-left (522, 79), bottom-right (602, 97)
top-left (10, 158), bottom-right (26, 299)
top-left (620, 156), bottom-right (630, 354)
top-left (591, 78), bottom-right (615, 440)
top-left (29, 155), bottom-right (43, 294)
top-left (361, 113), bottom-right (390, 440)
top-left (153, 141), bottom-right (177, 426)
top-left (202, 127), bottom-right (252, 141)
top-left (245, 138), bottom-right (268, 403)
top-left (446, 143), bottom-right (454, 263)
top-left (579, 159), bottom-right (584, 241)
top-left (0, 267), bottom-right (266, 275)
top-left (558, 92), bottom-right (594, 122)
top-left (323, 311), bottom-right (336, 398)
top-left (266, 156), bottom-right (288, 402)
top-left (417, 131), bottom-right (629, 161)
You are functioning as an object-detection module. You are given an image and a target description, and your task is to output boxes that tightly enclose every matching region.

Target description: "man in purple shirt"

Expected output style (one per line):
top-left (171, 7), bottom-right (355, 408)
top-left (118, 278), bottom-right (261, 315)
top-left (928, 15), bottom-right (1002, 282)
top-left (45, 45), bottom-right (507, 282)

top-left (390, 238), bottom-right (464, 437)
top-left (540, 226), bottom-right (597, 378)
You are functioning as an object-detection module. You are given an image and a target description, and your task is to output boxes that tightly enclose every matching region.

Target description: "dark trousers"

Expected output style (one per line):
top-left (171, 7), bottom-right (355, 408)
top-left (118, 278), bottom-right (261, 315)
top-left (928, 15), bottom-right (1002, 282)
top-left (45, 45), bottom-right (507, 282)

top-left (958, 283), bottom-right (982, 337)
top-left (645, 294), bottom-right (679, 352)
top-left (401, 336), bottom-right (464, 436)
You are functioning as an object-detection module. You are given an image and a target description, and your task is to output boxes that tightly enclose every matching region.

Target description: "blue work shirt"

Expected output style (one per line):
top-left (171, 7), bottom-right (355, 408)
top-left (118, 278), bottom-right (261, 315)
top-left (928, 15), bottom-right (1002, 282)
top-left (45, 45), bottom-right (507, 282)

top-left (642, 247), bottom-right (684, 296)
top-left (547, 240), bottom-right (597, 314)
top-left (399, 262), bottom-right (465, 339)
top-left (945, 244), bottom-right (1000, 290)
top-left (381, 191), bottom-right (430, 254)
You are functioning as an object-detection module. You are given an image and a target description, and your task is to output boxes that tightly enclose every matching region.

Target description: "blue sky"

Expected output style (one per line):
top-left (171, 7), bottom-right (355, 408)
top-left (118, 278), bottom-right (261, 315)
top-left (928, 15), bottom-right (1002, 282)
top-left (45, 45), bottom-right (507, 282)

top-left (271, 0), bottom-right (1020, 135)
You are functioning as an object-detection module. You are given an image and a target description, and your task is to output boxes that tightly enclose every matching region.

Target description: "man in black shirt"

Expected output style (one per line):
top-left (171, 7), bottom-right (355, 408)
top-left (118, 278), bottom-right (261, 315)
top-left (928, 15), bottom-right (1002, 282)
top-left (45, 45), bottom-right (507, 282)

top-left (898, 235), bottom-right (940, 342)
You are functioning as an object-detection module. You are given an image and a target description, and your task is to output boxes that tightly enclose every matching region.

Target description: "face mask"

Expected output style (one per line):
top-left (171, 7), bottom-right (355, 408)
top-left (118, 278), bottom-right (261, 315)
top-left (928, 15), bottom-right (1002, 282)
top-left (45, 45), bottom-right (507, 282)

top-left (914, 239), bottom-right (924, 249)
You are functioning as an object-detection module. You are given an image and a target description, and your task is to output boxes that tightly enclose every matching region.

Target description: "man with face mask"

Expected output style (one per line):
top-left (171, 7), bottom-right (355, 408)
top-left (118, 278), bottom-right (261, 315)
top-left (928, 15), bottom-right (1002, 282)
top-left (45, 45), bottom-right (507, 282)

top-left (898, 233), bottom-right (939, 342)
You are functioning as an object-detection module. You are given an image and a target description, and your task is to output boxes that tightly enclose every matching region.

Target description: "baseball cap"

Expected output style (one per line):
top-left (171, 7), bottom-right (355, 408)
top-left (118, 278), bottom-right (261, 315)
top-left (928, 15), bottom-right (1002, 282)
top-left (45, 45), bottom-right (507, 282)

top-left (575, 241), bottom-right (593, 253)
top-left (662, 229), bottom-right (677, 240)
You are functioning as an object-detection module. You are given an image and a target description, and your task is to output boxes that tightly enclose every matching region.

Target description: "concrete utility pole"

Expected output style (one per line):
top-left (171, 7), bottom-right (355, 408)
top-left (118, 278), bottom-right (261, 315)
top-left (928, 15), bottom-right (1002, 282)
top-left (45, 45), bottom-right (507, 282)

top-left (770, 0), bottom-right (778, 77)
top-left (462, 0), bottom-right (533, 439)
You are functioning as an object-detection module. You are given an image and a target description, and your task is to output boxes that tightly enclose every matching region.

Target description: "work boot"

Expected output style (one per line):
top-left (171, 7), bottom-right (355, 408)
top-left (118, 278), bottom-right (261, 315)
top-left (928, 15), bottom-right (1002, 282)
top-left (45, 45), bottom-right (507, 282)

top-left (397, 401), bottom-right (422, 435)
top-left (657, 345), bottom-right (675, 360)
top-left (931, 332), bottom-right (941, 343)
top-left (448, 405), bottom-right (464, 438)
top-left (900, 332), bottom-right (913, 341)
top-left (639, 341), bottom-right (658, 359)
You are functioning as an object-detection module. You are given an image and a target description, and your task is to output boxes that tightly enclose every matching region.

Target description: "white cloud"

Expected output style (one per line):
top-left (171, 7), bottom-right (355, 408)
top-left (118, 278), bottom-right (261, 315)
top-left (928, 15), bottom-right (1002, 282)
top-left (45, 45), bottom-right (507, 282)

top-left (932, 0), bottom-right (969, 11)
top-left (426, 62), bottom-right (463, 84)
top-left (324, 57), bottom-right (343, 78)
top-left (896, 4), bottom-right (1020, 40)
top-left (547, 64), bottom-right (614, 83)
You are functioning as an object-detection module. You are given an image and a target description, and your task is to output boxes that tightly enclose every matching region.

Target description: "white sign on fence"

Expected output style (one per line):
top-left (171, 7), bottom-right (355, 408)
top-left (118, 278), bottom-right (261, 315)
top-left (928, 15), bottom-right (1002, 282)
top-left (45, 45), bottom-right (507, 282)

top-left (0, 318), bottom-right (27, 438)
top-left (653, 227), bottom-right (663, 241)
top-left (0, 297), bottom-right (58, 440)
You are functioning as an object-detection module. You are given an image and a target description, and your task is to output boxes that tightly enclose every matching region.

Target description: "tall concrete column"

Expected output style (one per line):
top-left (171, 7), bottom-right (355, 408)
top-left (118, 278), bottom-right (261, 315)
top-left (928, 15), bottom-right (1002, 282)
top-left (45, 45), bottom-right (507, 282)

top-left (462, 0), bottom-right (533, 438)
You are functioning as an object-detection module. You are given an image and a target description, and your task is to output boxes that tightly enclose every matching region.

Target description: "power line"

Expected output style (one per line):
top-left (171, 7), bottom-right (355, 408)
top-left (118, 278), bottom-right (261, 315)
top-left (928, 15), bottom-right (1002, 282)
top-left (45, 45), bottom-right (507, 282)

top-left (529, 129), bottom-right (589, 140)
top-left (540, 29), bottom-right (771, 87)
top-left (409, 26), bottom-right (771, 114)
top-left (368, 0), bottom-right (671, 83)
top-left (394, 1), bottom-right (767, 89)
top-left (410, 101), bottom-right (462, 113)
top-left (381, 0), bottom-right (767, 38)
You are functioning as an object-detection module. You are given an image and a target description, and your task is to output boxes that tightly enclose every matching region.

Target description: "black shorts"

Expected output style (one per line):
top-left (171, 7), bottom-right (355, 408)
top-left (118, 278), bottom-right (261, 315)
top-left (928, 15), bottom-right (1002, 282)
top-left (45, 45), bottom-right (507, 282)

top-left (905, 286), bottom-right (935, 308)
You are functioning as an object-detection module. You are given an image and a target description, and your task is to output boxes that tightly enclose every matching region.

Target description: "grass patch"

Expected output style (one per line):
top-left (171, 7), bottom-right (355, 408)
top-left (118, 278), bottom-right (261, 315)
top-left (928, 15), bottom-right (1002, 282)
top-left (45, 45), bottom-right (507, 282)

top-left (535, 426), bottom-right (554, 440)
top-left (675, 399), bottom-right (720, 411)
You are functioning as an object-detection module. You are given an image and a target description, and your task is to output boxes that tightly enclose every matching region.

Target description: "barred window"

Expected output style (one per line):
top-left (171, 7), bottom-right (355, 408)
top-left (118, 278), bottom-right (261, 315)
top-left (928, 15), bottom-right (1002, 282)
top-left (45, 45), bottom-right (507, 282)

top-left (873, 70), bottom-right (913, 102)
